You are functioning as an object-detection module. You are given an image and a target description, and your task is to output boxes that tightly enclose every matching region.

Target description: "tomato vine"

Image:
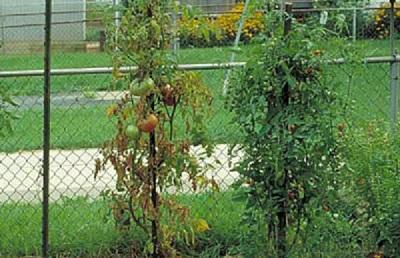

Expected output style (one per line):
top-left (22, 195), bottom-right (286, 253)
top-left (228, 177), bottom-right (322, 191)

top-left (228, 12), bottom-right (346, 257)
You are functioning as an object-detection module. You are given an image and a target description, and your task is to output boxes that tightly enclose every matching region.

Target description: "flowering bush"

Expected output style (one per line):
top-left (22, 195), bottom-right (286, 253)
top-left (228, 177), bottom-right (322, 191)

top-left (214, 3), bottom-right (264, 43)
top-left (365, 3), bottom-right (400, 39)
top-left (178, 7), bottom-right (223, 47)
top-left (178, 3), bottom-right (265, 47)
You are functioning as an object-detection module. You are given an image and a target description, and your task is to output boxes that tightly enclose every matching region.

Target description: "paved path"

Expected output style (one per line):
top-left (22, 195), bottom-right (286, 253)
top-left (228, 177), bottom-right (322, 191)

top-left (0, 145), bottom-right (242, 202)
top-left (10, 91), bottom-right (127, 110)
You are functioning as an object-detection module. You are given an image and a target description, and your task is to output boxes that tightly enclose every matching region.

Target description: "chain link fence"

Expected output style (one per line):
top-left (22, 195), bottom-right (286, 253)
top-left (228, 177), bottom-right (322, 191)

top-left (0, 1), bottom-right (399, 257)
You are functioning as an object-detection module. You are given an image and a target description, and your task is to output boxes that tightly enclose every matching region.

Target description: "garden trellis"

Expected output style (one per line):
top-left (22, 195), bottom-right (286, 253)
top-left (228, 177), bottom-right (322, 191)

top-left (1, 0), bottom-right (400, 257)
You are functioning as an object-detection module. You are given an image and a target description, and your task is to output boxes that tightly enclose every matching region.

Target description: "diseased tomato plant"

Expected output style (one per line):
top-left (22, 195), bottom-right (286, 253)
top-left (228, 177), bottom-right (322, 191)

top-left (228, 12), bottom-right (345, 258)
top-left (95, 1), bottom-right (215, 257)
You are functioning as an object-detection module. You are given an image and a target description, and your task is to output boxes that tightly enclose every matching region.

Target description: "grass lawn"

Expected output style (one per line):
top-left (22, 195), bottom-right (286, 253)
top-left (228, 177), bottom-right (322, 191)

top-left (1, 99), bottom-right (236, 153)
top-left (0, 191), bottom-right (246, 257)
top-left (1, 38), bottom-right (395, 71)
top-left (0, 38), bottom-right (392, 152)
top-left (0, 45), bottom-right (259, 72)
top-left (0, 38), bottom-right (396, 96)
top-left (1, 45), bottom-right (260, 96)
top-left (0, 190), bottom-right (374, 257)
top-left (1, 63), bottom-right (391, 153)
top-left (1, 70), bottom-right (237, 153)
top-left (0, 38), bottom-right (395, 107)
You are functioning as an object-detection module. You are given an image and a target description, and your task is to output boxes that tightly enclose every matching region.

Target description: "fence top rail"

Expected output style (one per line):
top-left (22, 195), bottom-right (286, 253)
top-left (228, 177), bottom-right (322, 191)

top-left (293, 6), bottom-right (400, 13)
top-left (0, 56), bottom-right (397, 78)
top-left (0, 63), bottom-right (246, 78)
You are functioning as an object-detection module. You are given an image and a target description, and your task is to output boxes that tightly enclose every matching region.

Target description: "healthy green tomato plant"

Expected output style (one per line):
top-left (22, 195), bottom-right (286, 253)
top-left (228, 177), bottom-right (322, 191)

top-left (228, 12), bottom-right (346, 258)
top-left (95, 1), bottom-right (215, 257)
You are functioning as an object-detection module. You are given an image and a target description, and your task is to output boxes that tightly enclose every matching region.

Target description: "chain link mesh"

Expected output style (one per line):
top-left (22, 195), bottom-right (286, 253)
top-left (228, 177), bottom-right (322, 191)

top-left (0, 1), bottom-right (399, 256)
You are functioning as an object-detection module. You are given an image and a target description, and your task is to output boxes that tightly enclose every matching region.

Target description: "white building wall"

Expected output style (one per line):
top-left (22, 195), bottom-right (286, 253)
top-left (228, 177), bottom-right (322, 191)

top-left (179, 0), bottom-right (237, 14)
top-left (0, 0), bottom-right (85, 42)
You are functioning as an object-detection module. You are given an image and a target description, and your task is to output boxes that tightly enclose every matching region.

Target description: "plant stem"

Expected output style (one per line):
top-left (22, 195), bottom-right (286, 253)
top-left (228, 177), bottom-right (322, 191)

top-left (169, 97), bottom-right (179, 141)
top-left (149, 94), bottom-right (159, 257)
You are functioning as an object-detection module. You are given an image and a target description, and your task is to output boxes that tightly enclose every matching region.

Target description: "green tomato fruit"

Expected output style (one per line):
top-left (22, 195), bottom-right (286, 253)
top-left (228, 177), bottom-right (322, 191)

top-left (130, 78), bottom-right (155, 96)
top-left (143, 78), bottom-right (155, 89)
top-left (126, 125), bottom-right (140, 140)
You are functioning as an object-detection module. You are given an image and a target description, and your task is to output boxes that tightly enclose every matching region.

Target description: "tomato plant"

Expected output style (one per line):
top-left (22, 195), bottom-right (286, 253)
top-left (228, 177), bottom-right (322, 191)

top-left (95, 1), bottom-right (215, 257)
top-left (228, 11), bottom-right (346, 257)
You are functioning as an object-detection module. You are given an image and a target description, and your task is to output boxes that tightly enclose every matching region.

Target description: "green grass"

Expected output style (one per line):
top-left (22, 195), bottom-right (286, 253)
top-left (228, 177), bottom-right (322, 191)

top-left (1, 45), bottom-right (260, 96)
top-left (1, 70), bottom-right (238, 153)
top-left (0, 190), bottom-right (374, 257)
top-left (0, 45), bottom-right (258, 72)
top-left (1, 100), bottom-right (236, 153)
top-left (0, 39), bottom-right (394, 152)
top-left (1, 38), bottom-right (394, 97)
top-left (0, 39), bottom-right (393, 96)
top-left (1, 63), bottom-right (391, 153)
top-left (1, 105), bottom-right (113, 152)
top-left (3, 110), bottom-right (235, 153)
top-left (0, 38), bottom-right (393, 71)
top-left (0, 191), bottom-right (246, 257)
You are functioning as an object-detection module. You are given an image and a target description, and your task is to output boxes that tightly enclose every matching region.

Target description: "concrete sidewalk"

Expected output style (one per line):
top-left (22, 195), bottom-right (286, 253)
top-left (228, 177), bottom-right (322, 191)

top-left (10, 91), bottom-right (128, 110)
top-left (0, 145), bottom-right (242, 202)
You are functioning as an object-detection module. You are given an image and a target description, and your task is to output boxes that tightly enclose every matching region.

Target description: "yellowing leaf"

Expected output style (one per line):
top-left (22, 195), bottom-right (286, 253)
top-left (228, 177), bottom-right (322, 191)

top-left (106, 105), bottom-right (117, 118)
top-left (194, 218), bottom-right (210, 233)
top-left (112, 66), bottom-right (124, 79)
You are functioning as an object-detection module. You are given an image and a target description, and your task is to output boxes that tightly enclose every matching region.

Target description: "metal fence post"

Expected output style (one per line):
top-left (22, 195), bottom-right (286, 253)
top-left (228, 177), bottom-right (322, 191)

top-left (352, 8), bottom-right (357, 42)
top-left (390, 0), bottom-right (398, 134)
top-left (277, 4), bottom-right (292, 258)
top-left (42, 0), bottom-right (52, 257)
top-left (113, 0), bottom-right (120, 51)
top-left (172, 5), bottom-right (179, 55)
